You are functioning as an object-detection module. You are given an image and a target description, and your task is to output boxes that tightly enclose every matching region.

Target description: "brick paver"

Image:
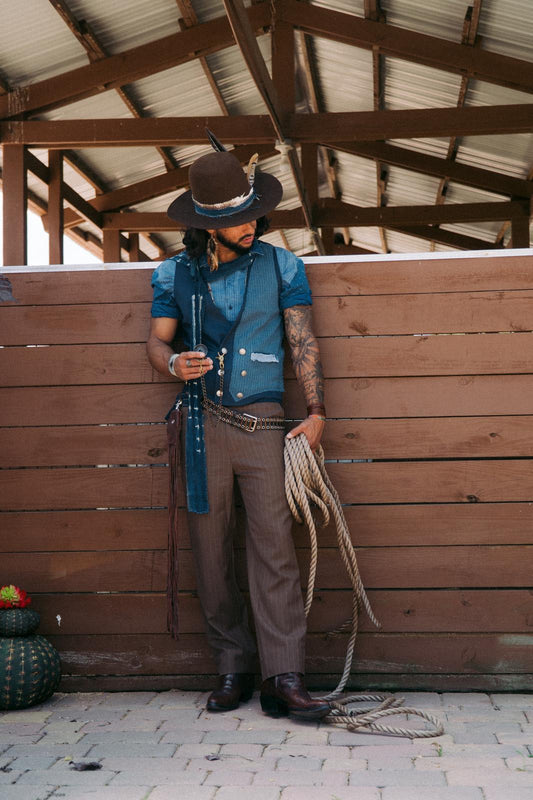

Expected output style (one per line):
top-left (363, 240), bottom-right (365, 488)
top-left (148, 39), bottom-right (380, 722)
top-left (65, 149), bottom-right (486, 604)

top-left (0, 690), bottom-right (531, 798)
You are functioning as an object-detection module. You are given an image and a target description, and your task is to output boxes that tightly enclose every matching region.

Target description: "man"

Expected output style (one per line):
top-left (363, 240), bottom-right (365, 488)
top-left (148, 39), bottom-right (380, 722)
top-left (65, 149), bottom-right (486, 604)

top-left (146, 143), bottom-right (329, 720)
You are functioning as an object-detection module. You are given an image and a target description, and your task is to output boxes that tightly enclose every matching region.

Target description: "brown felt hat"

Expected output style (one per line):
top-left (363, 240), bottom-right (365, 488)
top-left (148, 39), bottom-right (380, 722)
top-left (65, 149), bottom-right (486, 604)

top-left (167, 150), bottom-right (283, 229)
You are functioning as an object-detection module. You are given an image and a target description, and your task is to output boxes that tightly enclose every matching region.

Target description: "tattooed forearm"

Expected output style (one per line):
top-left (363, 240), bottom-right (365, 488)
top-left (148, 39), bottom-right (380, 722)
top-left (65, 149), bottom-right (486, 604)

top-left (283, 305), bottom-right (324, 408)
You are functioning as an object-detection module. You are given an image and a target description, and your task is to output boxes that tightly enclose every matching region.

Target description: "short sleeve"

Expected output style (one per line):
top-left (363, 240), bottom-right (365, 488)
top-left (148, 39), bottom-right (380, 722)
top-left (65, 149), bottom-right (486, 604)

top-left (276, 248), bottom-right (312, 310)
top-left (151, 258), bottom-right (179, 319)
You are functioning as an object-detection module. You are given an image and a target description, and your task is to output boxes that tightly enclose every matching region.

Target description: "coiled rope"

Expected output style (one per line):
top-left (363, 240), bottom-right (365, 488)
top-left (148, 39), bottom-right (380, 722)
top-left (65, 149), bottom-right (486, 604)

top-left (284, 434), bottom-right (444, 739)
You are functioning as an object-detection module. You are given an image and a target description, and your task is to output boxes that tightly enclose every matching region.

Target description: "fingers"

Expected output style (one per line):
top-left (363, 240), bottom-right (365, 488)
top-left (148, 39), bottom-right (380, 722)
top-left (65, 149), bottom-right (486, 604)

top-left (286, 417), bottom-right (325, 451)
top-left (179, 351), bottom-right (213, 381)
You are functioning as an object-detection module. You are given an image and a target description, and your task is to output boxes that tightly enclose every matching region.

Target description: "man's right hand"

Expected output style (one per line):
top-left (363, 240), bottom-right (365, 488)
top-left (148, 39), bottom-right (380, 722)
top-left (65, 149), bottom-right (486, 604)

top-left (171, 351), bottom-right (214, 382)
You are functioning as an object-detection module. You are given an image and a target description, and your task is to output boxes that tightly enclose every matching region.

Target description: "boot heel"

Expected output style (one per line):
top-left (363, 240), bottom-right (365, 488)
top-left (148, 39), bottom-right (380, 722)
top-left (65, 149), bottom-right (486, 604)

top-left (260, 693), bottom-right (289, 717)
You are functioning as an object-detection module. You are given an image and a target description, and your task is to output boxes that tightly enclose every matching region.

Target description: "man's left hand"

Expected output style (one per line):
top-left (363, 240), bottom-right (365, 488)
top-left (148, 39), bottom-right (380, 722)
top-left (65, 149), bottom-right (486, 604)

top-left (285, 416), bottom-right (325, 451)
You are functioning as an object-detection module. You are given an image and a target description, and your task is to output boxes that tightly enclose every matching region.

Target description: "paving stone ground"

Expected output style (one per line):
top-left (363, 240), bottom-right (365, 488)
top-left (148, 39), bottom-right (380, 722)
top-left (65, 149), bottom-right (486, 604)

top-left (0, 691), bottom-right (531, 799)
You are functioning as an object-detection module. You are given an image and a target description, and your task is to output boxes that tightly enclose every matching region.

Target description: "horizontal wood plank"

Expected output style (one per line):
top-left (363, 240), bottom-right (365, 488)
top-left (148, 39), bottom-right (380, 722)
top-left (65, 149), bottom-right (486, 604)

top-left (312, 291), bottom-right (533, 337)
top-left (4, 334), bottom-right (533, 386)
top-left (4, 460), bottom-right (533, 510)
top-left (32, 589), bottom-right (533, 635)
top-left (57, 672), bottom-right (533, 692)
top-left (45, 632), bottom-right (533, 675)
top-left (6, 416), bottom-right (533, 466)
top-left (3, 546), bottom-right (530, 592)
top-left (3, 502), bottom-right (533, 552)
top-left (306, 255), bottom-right (533, 296)
top-left (6, 374), bottom-right (533, 426)
top-left (4, 291), bottom-right (533, 345)
top-left (0, 302), bottom-right (151, 345)
top-left (5, 254), bottom-right (533, 306)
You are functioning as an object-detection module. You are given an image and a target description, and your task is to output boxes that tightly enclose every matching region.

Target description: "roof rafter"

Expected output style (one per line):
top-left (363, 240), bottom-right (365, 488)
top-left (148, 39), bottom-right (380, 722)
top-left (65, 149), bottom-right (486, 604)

top-left (48, 0), bottom-right (179, 171)
top-left (279, 0), bottom-right (533, 95)
top-left (1, 0), bottom-right (532, 122)
top-left (0, 4), bottom-right (271, 119)
top-left (332, 141), bottom-right (533, 199)
top-left (222, 0), bottom-right (325, 254)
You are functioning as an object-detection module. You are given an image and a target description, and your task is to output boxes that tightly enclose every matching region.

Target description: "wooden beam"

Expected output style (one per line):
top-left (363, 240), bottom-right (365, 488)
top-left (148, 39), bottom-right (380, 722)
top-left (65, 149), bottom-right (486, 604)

top-left (2, 145), bottom-right (27, 266)
top-left (511, 212), bottom-right (531, 248)
top-left (103, 199), bottom-right (523, 231)
top-left (5, 104), bottom-right (532, 147)
top-left (223, 0), bottom-right (325, 254)
top-left (0, 5), bottom-right (271, 119)
top-left (279, 0), bottom-right (533, 95)
top-left (103, 229), bottom-right (121, 263)
top-left (48, 150), bottom-right (64, 265)
top-left (25, 151), bottom-right (103, 230)
top-left (389, 225), bottom-right (501, 251)
top-left (333, 141), bottom-right (533, 200)
top-left (317, 198), bottom-right (525, 227)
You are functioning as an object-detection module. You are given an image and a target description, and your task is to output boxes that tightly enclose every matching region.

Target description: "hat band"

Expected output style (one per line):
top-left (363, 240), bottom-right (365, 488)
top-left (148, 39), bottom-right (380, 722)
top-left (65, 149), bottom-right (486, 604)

top-left (193, 186), bottom-right (257, 219)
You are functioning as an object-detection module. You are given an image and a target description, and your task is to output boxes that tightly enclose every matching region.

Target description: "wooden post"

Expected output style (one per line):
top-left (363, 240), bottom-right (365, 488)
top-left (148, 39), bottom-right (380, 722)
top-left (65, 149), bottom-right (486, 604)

top-left (2, 144), bottom-right (27, 266)
top-left (103, 229), bottom-right (121, 263)
top-left (48, 150), bottom-right (64, 264)
top-left (128, 233), bottom-right (140, 262)
top-left (511, 212), bottom-right (530, 248)
top-left (271, 20), bottom-right (295, 113)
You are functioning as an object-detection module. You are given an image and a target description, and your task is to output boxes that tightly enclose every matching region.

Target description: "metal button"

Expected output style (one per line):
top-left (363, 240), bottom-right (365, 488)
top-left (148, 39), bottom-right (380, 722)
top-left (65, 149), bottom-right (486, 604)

top-left (241, 370), bottom-right (247, 377)
top-left (236, 392), bottom-right (244, 399)
top-left (239, 347), bottom-right (246, 355)
top-left (216, 390), bottom-right (223, 397)
top-left (221, 347), bottom-right (227, 355)
top-left (218, 369), bottom-right (224, 376)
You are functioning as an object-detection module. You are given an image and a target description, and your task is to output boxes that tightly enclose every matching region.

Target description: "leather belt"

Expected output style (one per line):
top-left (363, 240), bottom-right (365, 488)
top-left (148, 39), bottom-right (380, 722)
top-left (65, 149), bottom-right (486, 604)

top-left (201, 397), bottom-right (285, 432)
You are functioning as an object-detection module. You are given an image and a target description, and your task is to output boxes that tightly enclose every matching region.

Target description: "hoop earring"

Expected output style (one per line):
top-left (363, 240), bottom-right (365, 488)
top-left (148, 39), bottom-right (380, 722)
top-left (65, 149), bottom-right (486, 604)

top-left (207, 233), bottom-right (219, 271)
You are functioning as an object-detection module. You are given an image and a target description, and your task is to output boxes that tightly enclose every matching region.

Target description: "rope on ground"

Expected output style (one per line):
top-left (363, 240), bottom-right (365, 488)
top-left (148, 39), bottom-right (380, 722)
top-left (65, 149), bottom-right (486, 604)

top-left (284, 434), bottom-right (444, 739)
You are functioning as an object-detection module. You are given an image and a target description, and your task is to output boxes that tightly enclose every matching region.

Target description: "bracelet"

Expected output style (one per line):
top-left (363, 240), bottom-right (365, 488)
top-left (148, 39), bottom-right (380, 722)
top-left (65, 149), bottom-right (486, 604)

top-left (309, 414), bottom-right (326, 422)
top-left (307, 404), bottom-right (326, 417)
top-left (168, 353), bottom-right (179, 377)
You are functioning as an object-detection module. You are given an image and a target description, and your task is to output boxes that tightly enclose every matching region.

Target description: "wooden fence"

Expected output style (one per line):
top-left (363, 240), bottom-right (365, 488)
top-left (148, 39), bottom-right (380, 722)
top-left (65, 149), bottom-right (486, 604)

top-left (1, 251), bottom-right (533, 692)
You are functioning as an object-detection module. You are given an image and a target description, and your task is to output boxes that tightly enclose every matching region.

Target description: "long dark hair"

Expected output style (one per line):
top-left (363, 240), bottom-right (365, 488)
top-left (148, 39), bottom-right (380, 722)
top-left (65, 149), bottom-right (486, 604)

top-left (183, 216), bottom-right (270, 259)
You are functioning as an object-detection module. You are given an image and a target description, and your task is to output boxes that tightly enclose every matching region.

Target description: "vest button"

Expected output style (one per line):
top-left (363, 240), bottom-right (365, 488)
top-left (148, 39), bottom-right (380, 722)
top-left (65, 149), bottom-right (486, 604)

top-left (239, 347), bottom-right (246, 355)
top-left (221, 347), bottom-right (227, 355)
top-left (236, 392), bottom-right (244, 399)
top-left (241, 370), bottom-right (247, 377)
top-left (216, 390), bottom-right (223, 397)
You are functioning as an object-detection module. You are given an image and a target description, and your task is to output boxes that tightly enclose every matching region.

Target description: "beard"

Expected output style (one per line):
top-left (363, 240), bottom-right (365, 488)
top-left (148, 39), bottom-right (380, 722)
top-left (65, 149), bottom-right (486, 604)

top-left (215, 229), bottom-right (255, 256)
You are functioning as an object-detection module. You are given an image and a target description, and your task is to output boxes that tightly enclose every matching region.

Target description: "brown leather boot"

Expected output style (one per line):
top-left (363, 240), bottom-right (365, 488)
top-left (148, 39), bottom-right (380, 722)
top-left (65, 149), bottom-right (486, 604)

top-left (206, 673), bottom-right (255, 712)
top-left (260, 672), bottom-right (331, 720)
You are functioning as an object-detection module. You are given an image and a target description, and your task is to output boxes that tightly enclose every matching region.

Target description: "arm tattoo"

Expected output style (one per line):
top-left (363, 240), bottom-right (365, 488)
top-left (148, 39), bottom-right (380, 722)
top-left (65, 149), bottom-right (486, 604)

top-left (283, 305), bottom-right (324, 407)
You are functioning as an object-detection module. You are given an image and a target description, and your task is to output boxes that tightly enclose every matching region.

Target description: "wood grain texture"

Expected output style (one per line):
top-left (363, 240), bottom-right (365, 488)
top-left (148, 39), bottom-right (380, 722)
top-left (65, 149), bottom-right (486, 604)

top-left (3, 545), bottom-right (530, 592)
top-left (3, 459), bottom-right (533, 510)
top-left (4, 291), bottom-right (533, 344)
top-left (44, 632), bottom-right (533, 675)
top-left (4, 333), bottom-right (533, 386)
top-left (6, 373), bottom-right (533, 426)
top-left (3, 502), bottom-right (533, 552)
top-left (32, 589), bottom-right (533, 635)
top-left (6, 415), bottom-right (533, 466)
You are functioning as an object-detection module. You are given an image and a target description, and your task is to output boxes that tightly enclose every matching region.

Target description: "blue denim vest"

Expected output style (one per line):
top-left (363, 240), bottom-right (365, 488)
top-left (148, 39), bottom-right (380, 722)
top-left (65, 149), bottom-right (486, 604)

top-left (173, 243), bottom-right (284, 405)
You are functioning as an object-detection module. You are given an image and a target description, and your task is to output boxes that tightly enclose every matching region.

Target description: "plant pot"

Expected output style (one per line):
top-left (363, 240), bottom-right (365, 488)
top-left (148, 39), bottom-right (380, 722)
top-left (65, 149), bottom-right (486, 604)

top-left (0, 608), bottom-right (61, 710)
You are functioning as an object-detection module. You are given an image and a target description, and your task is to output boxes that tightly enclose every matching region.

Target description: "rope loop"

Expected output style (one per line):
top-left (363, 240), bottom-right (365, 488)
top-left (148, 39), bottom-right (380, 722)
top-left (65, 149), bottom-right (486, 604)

top-left (284, 433), bottom-right (444, 740)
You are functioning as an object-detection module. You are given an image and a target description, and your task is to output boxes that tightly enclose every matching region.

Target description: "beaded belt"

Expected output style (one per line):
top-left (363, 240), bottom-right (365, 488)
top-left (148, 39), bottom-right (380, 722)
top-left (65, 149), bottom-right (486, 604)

top-left (201, 397), bottom-right (285, 432)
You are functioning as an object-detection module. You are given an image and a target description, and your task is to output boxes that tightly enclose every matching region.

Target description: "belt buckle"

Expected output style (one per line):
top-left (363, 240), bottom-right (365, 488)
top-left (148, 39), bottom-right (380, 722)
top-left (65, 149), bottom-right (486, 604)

top-left (242, 413), bottom-right (258, 432)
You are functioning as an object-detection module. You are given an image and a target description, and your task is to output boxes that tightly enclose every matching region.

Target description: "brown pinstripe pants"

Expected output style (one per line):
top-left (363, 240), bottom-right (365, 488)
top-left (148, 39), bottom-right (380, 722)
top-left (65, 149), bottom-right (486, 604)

top-left (183, 402), bottom-right (307, 680)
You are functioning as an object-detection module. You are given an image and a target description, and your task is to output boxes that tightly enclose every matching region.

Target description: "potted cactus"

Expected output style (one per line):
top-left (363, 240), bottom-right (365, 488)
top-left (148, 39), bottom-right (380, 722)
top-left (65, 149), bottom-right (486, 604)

top-left (0, 585), bottom-right (61, 709)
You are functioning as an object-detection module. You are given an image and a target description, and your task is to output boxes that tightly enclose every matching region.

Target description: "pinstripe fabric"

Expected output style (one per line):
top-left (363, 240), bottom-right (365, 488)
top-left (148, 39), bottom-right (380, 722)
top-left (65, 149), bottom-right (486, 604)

top-left (183, 402), bottom-right (307, 680)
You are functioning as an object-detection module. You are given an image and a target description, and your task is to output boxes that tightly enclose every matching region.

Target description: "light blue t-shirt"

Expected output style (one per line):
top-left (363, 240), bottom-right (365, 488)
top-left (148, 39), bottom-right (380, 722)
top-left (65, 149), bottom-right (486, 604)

top-left (151, 239), bottom-right (312, 322)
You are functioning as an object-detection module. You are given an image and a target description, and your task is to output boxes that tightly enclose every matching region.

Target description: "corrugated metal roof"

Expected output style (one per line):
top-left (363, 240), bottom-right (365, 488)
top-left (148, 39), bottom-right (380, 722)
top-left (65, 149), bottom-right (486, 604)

top-left (0, 0), bottom-right (531, 262)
